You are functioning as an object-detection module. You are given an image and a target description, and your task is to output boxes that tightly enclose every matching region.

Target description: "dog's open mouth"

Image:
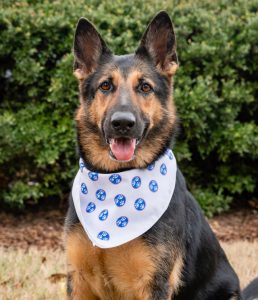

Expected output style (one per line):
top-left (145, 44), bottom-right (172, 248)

top-left (109, 138), bottom-right (137, 162)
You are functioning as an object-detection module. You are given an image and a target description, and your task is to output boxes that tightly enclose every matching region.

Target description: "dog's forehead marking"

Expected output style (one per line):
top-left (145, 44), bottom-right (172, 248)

top-left (113, 54), bottom-right (153, 79)
top-left (113, 54), bottom-right (135, 76)
top-left (98, 55), bottom-right (157, 88)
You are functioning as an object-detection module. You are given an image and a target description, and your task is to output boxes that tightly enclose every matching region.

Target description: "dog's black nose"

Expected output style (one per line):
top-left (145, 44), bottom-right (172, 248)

top-left (111, 111), bottom-right (136, 134)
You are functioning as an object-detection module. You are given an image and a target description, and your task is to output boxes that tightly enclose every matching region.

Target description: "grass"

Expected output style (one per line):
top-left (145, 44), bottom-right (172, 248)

top-left (0, 248), bottom-right (66, 300)
top-left (221, 241), bottom-right (258, 288)
top-left (0, 241), bottom-right (257, 299)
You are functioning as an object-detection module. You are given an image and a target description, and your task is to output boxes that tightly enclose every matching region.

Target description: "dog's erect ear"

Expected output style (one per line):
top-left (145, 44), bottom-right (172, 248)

top-left (73, 18), bottom-right (111, 78)
top-left (136, 11), bottom-right (178, 76)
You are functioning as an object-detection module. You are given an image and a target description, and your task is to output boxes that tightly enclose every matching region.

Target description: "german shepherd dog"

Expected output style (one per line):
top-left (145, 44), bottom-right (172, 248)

top-left (65, 11), bottom-right (258, 300)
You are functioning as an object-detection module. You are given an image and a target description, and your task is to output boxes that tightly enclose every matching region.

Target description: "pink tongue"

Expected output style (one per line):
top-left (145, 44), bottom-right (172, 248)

top-left (110, 138), bottom-right (136, 161)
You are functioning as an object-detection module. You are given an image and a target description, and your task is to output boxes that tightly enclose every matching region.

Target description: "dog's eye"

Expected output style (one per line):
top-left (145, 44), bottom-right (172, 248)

top-left (140, 82), bottom-right (152, 94)
top-left (99, 81), bottom-right (112, 92)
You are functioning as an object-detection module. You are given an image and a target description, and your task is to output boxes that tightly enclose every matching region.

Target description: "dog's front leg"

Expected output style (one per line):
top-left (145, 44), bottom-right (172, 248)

top-left (66, 271), bottom-right (100, 300)
top-left (103, 241), bottom-right (183, 300)
top-left (148, 255), bottom-right (183, 300)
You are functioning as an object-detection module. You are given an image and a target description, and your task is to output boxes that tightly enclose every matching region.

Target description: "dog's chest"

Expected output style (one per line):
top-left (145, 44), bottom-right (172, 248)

top-left (66, 225), bottom-right (158, 300)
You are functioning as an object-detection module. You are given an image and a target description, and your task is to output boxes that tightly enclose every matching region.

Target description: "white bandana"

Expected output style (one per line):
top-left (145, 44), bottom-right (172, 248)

top-left (72, 149), bottom-right (177, 248)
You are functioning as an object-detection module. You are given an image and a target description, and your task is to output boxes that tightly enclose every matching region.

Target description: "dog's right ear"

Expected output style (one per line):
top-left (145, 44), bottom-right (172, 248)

top-left (136, 11), bottom-right (178, 77)
top-left (73, 18), bottom-right (111, 79)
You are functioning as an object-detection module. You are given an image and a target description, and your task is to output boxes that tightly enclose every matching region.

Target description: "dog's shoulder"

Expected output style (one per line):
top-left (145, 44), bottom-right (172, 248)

top-left (177, 170), bottom-right (241, 299)
top-left (65, 193), bottom-right (79, 231)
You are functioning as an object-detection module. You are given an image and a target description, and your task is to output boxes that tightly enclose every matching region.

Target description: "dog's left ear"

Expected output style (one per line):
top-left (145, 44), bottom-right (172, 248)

top-left (73, 18), bottom-right (112, 79)
top-left (136, 11), bottom-right (178, 76)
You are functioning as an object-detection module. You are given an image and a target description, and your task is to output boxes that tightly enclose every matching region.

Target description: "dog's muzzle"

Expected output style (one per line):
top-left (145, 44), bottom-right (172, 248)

top-left (103, 110), bottom-right (145, 162)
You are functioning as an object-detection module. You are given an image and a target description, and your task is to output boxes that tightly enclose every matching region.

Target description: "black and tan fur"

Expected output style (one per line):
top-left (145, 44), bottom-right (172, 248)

top-left (65, 11), bottom-right (256, 300)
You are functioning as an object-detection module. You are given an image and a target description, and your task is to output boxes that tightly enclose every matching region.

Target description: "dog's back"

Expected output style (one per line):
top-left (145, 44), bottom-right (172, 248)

top-left (243, 278), bottom-right (258, 300)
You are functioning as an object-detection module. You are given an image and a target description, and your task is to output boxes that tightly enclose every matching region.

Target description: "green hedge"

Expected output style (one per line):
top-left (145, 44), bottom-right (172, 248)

top-left (0, 0), bottom-right (257, 216)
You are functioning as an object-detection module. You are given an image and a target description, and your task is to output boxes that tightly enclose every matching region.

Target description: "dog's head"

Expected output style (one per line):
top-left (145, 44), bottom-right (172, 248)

top-left (73, 11), bottom-right (178, 172)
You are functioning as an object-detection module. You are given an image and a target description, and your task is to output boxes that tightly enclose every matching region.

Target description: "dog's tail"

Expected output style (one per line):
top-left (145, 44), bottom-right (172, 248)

top-left (243, 277), bottom-right (258, 300)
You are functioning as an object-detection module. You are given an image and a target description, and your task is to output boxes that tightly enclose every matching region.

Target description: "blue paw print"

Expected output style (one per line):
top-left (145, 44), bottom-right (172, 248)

top-left (131, 176), bottom-right (141, 189)
top-left (114, 194), bottom-right (126, 207)
top-left (81, 183), bottom-right (88, 194)
top-left (147, 162), bottom-right (155, 171)
top-left (86, 202), bottom-right (96, 213)
top-left (88, 172), bottom-right (98, 181)
top-left (160, 163), bottom-right (167, 175)
top-left (97, 231), bottom-right (110, 241)
top-left (149, 180), bottom-right (158, 192)
top-left (116, 216), bottom-right (128, 227)
top-left (96, 189), bottom-right (106, 201)
top-left (166, 149), bottom-right (173, 160)
top-left (99, 209), bottom-right (108, 221)
top-left (109, 174), bottom-right (122, 184)
top-left (79, 161), bottom-right (85, 172)
top-left (134, 198), bottom-right (146, 211)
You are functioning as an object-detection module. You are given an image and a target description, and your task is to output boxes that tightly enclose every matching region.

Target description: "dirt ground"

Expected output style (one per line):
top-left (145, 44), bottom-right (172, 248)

top-left (0, 207), bottom-right (257, 250)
